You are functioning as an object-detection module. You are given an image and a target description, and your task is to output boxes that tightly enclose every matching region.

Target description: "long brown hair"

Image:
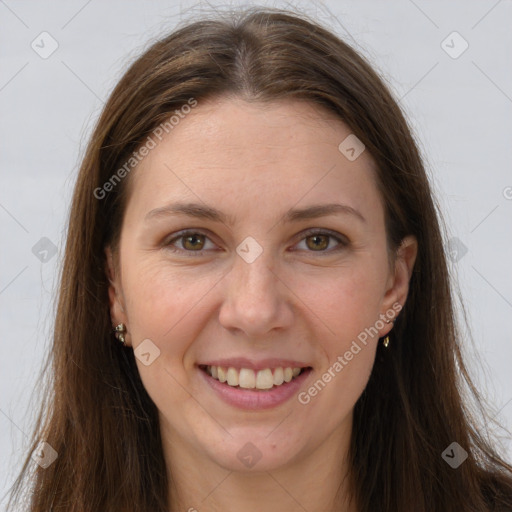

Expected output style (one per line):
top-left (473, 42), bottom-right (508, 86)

top-left (6, 7), bottom-right (512, 511)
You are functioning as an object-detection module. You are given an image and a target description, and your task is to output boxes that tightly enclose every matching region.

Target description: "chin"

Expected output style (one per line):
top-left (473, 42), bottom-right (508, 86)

top-left (200, 429), bottom-right (303, 473)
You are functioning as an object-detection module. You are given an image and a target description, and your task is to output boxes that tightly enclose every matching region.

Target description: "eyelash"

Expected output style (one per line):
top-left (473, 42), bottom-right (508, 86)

top-left (164, 228), bottom-right (348, 257)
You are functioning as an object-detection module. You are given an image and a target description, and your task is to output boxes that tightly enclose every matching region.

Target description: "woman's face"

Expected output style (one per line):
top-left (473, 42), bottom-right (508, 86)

top-left (106, 96), bottom-right (416, 474)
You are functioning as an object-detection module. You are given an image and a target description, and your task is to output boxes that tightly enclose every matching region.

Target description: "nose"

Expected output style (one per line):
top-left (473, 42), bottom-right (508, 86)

top-left (218, 249), bottom-right (294, 339)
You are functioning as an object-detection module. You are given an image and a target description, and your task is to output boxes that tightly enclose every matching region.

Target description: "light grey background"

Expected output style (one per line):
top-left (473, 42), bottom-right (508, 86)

top-left (1, 0), bottom-right (511, 506)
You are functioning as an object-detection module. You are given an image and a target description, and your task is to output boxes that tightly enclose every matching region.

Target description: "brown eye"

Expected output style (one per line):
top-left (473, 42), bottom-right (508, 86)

top-left (295, 230), bottom-right (347, 253)
top-left (305, 234), bottom-right (330, 251)
top-left (165, 231), bottom-right (215, 254)
top-left (181, 233), bottom-right (206, 250)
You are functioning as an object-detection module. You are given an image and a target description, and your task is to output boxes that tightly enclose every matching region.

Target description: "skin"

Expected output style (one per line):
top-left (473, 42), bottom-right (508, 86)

top-left (106, 96), bottom-right (417, 512)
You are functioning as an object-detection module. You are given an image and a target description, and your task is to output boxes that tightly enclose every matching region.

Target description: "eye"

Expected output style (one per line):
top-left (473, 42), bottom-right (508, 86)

top-left (165, 230), bottom-right (216, 254)
top-left (164, 228), bottom-right (348, 256)
top-left (293, 229), bottom-right (348, 253)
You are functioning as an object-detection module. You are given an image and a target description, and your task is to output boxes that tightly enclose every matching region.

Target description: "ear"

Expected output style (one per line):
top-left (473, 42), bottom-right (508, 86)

top-left (105, 246), bottom-right (130, 344)
top-left (379, 235), bottom-right (417, 336)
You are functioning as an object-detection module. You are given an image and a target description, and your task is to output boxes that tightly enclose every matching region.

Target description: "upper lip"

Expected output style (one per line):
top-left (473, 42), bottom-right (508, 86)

top-left (198, 358), bottom-right (312, 372)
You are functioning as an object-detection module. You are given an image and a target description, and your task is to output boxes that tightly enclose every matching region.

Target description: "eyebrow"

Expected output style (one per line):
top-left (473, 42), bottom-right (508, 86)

top-left (144, 201), bottom-right (366, 225)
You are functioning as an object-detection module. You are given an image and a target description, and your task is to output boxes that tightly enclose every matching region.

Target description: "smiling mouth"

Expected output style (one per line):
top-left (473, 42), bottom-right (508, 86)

top-left (198, 364), bottom-right (312, 391)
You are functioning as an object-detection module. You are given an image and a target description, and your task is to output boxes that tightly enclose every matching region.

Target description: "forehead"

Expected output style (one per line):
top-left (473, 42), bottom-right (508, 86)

top-left (125, 96), bottom-right (380, 222)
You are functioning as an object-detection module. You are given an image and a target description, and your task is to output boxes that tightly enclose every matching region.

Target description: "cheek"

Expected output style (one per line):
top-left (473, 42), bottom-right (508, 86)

top-left (293, 263), bottom-right (386, 338)
top-left (121, 263), bottom-right (214, 407)
top-left (291, 263), bottom-right (384, 403)
top-left (296, 271), bottom-right (381, 429)
top-left (122, 257), bottom-right (215, 336)
top-left (121, 260), bottom-right (224, 397)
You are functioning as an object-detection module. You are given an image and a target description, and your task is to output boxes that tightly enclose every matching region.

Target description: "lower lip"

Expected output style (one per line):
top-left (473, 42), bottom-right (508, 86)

top-left (198, 366), bottom-right (313, 410)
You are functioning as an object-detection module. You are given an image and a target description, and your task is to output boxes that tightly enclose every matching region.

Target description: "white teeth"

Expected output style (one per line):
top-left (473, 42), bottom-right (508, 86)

top-left (238, 368), bottom-right (256, 389)
top-left (226, 367), bottom-right (239, 386)
top-left (256, 369), bottom-right (274, 389)
top-left (205, 365), bottom-right (305, 390)
top-left (273, 367), bottom-right (284, 385)
top-left (217, 367), bottom-right (227, 383)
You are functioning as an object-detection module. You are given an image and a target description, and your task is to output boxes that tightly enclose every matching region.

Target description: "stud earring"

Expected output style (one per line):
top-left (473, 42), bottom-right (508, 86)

top-left (113, 323), bottom-right (127, 345)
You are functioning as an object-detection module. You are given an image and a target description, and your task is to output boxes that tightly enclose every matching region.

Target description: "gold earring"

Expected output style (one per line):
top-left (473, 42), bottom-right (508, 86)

top-left (382, 335), bottom-right (390, 348)
top-left (114, 323), bottom-right (126, 345)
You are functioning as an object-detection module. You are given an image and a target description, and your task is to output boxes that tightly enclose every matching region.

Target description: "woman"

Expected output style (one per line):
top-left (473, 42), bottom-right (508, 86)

top-left (6, 6), bottom-right (512, 512)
